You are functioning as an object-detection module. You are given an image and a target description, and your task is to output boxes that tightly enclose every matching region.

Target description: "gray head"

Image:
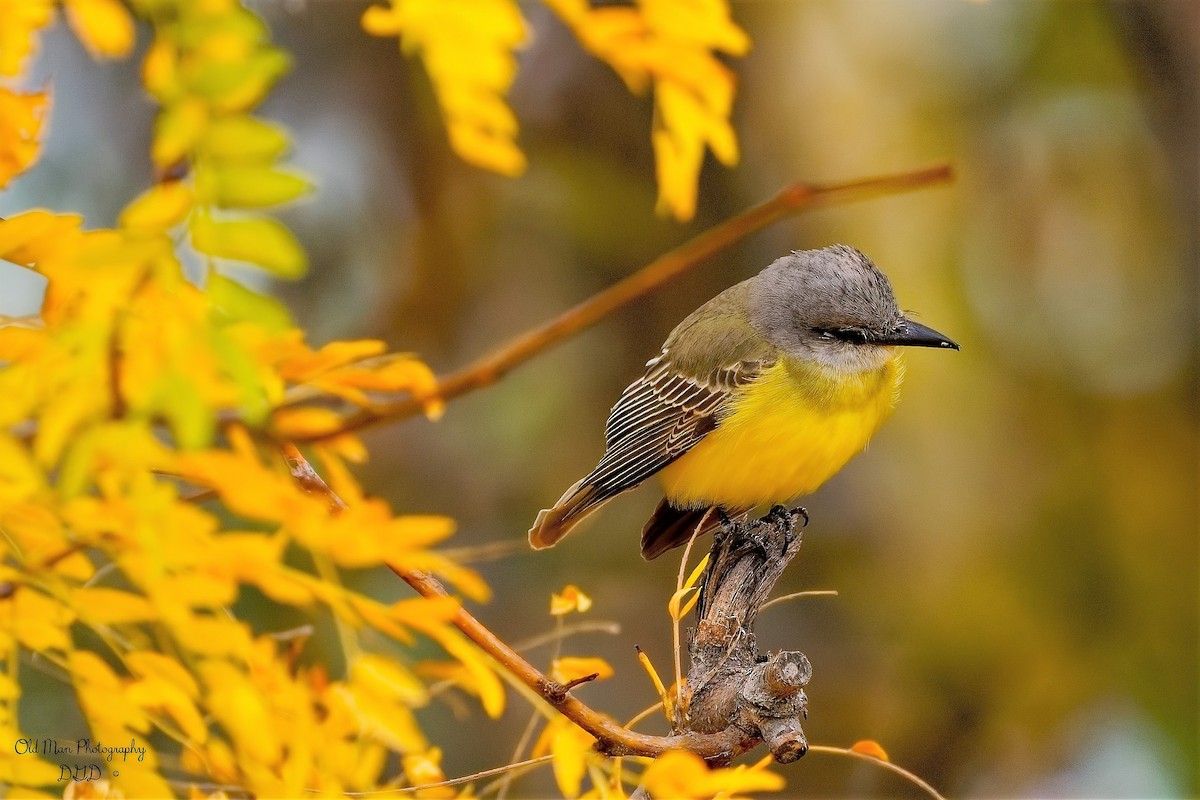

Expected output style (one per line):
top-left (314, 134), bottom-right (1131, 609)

top-left (748, 245), bottom-right (958, 372)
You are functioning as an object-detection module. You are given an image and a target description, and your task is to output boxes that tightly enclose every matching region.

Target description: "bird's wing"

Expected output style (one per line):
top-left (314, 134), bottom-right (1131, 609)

top-left (527, 279), bottom-right (776, 549)
top-left (563, 346), bottom-right (774, 515)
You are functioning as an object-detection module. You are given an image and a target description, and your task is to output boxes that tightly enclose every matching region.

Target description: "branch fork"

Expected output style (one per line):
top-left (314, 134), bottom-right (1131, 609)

top-left (680, 508), bottom-right (812, 764)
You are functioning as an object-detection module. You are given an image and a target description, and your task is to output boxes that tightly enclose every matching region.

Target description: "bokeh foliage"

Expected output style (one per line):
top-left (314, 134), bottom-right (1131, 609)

top-left (0, 1), bottom-right (1196, 799)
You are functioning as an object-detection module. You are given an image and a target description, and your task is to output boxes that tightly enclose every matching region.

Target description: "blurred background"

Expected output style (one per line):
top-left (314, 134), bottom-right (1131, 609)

top-left (1, 0), bottom-right (1196, 797)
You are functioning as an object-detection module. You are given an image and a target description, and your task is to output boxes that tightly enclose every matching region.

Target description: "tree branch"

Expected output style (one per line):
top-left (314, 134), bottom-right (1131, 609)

top-left (282, 164), bottom-right (953, 443)
top-left (282, 444), bottom-right (749, 761)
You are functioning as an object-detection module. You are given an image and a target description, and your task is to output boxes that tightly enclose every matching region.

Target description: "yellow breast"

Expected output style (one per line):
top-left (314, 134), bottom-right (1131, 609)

top-left (657, 355), bottom-right (905, 509)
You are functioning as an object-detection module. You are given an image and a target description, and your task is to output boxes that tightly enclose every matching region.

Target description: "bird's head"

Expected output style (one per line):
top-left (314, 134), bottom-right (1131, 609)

top-left (750, 245), bottom-right (959, 374)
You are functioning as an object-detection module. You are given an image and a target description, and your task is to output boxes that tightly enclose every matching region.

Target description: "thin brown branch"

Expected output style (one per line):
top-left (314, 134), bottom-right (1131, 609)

top-left (760, 589), bottom-right (839, 612)
top-left (282, 443), bottom-right (348, 511)
top-left (806, 745), bottom-right (947, 800)
top-left (384, 754), bottom-right (555, 795)
top-left (391, 562), bottom-right (746, 760)
top-left (286, 164), bottom-right (953, 443)
top-left (279, 444), bottom-right (746, 760)
top-left (511, 620), bottom-right (622, 652)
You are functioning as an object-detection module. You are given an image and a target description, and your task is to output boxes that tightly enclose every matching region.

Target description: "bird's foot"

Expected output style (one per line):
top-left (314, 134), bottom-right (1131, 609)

top-left (759, 505), bottom-right (807, 558)
top-left (716, 506), bottom-right (736, 530)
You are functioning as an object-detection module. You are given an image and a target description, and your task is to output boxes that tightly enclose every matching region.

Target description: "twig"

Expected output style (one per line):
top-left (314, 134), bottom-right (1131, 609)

top-left (806, 745), bottom-right (947, 800)
top-left (285, 164), bottom-right (953, 443)
top-left (340, 754), bottom-right (556, 795)
top-left (278, 444), bottom-right (748, 760)
top-left (391, 561), bottom-right (747, 759)
top-left (760, 589), bottom-right (839, 612)
top-left (511, 620), bottom-right (622, 652)
top-left (672, 511), bottom-right (711, 724)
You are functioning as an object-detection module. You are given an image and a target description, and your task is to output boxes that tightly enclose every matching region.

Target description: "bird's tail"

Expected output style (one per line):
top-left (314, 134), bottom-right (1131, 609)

top-left (528, 479), bottom-right (610, 549)
top-left (640, 499), bottom-right (727, 560)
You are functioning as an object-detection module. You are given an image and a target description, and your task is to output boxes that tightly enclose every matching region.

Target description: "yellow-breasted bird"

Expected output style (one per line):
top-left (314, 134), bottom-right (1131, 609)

top-left (529, 245), bottom-right (959, 559)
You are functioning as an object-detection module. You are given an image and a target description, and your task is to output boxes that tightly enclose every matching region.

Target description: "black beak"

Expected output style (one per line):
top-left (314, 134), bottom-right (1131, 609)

top-left (877, 319), bottom-right (959, 350)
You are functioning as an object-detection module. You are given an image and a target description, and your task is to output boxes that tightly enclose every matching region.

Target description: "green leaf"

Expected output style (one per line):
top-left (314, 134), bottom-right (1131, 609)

top-left (155, 372), bottom-right (216, 450)
top-left (186, 48), bottom-right (291, 113)
top-left (190, 214), bottom-right (307, 278)
top-left (201, 114), bottom-right (290, 162)
top-left (207, 271), bottom-right (293, 331)
top-left (208, 326), bottom-right (272, 426)
top-left (201, 165), bottom-right (311, 209)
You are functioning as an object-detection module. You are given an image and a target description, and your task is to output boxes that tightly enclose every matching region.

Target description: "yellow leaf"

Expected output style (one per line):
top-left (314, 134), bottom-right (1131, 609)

top-left (152, 98), bottom-right (209, 169)
top-left (184, 38), bottom-right (291, 114)
top-left (643, 0), bottom-right (750, 56)
top-left (667, 585), bottom-right (699, 621)
top-left (0, 210), bottom-right (83, 267)
top-left (11, 587), bottom-right (74, 652)
top-left (360, 5), bottom-right (403, 37)
top-left (642, 749), bottom-right (784, 799)
top-left (446, 120), bottom-right (526, 177)
top-left (141, 36), bottom-right (179, 102)
top-left (126, 674), bottom-right (209, 743)
top-left (532, 717), bottom-right (595, 799)
top-left (171, 614), bottom-right (253, 658)
top-left (207, 271), bottom-right (293, 331)
top-left (402, 748), bottom-right (451, 798)
top-left (0, 737), bottom-right (62, 786)
top-left (278, 339), bottom-right (387, 382)
top-left (73, 587), bottom-right (157, 624)
top-left (152, 570), bottom-right (238, 609)
top-left (200, 114), bottom-right (290, 162)
top-left (351, 653), bottom-right (427, 707)
top-left (64, 0), bottom-right (136, 60)
top-left (551, 656), bottom-right (613, 684)
top-left (199, 164), bottom-right (311, 209)
top-left (0, 88), bottom-right (48, 189)
top-left (53, 551), bottom-right (95, 582)
top-left (334, 681), bottom-right (427, 754)
top-left (200, 660), bottom-right (281, 764)
top-left (550, 584), bottom-right (592, 616)
top-left (546, 0), bottom-right (747, 222)
top-left (636, 647), bottom-right (673, 725)
top-left (0, 436), bottom-right (44, 503)
top-left (70, 651), bottom-right (156, 746)
top-left (271, 407), bottom-right (345, 439)
top-left (113, 769), bottom-right (175, 800)
top-left (189, 213), bottom-right (307, 277)
top-left (408, 619), bottom-right (505, 718)
top-left (364, 0), bottom-right (529, 178)
top-left (0, 0), bottom-right (54, 77)
top-left (119, 180), bottom-right (194, 232)
top-left (850, 739), bottom-right (890, 761)
top-left (303, 354), bottom-right (444, 420)
top-left (126, 651), bottom-right (200, 699)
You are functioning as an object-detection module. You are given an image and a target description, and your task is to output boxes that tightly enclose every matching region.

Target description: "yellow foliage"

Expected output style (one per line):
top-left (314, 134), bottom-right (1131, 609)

top-left (363, 0), bottom-right (528, 176)
top-left (63, 0), bottom-right (136, 59)
top-left (365, 0), bottom-right (749, 220)
top-left (551, 656), bottom-right (614, 684)
top-left (641, 749), bottom-right (785, 799)
top-left (0, 90), bottom-right (497, 800)
top-left (0, 2), bottom-right (760, 796)
top-left (533, 716), bottom-right (601, 799)
top-left (850, 738), bottom-right (891, 761)
top-left (119, 180), bottom-right (195, 232)
top-left (0, 0), bottom-right (54, 77)
top-left (546, 0), bottom-right (748, 221)
top-left (0, 88), bottom-right (47, 189)
top-left (190, 212), bottom-right (307, 276)
top-left (550, 583), bottom-right (593, 615)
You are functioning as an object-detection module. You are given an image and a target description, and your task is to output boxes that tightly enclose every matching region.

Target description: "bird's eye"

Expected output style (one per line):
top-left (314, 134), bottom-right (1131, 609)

top-left (815, 328), bottom-right (869, 345)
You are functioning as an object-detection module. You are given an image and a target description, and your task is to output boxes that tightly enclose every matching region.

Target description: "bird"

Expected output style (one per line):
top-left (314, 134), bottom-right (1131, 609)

top-left (528, 245), bottom-right (959, 560)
